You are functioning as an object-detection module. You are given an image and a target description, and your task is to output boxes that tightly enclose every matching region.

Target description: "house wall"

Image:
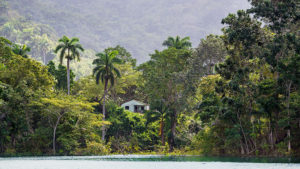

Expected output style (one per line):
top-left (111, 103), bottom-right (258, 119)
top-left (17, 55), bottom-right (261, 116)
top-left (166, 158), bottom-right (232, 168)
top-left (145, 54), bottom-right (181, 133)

top-left (121, 102), bottom-right (135, 112)
top-left (128, 105), bottom-right (135, 112)
top-left (121, 100), bottom-right (150, 113)
top-left (145, 105), bottom-right (150, 111)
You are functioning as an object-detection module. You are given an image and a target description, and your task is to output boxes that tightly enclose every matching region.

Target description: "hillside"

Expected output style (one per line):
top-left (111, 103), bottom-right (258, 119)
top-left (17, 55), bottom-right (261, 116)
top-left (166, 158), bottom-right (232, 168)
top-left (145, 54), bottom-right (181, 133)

top-left (5, 0), bottom-right (250, 64)
top-left (1, 0), bottom-right (300, 158)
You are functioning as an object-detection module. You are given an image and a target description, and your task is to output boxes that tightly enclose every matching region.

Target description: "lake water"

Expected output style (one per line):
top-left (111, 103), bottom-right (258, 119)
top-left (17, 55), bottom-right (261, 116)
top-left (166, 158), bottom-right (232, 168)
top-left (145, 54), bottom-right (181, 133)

top-left (0, 155), bottom-right (299, 169)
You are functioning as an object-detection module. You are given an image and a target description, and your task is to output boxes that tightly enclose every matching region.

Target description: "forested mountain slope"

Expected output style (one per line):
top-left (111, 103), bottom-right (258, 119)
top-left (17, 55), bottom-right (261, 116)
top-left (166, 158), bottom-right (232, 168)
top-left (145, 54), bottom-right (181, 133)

top-left (5, 0), bottom-right (250, 63)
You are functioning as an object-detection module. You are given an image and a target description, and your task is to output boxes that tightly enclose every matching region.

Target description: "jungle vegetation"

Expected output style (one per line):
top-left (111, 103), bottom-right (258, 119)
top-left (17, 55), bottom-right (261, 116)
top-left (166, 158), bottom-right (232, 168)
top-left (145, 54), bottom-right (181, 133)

top-left (0, 0), bottom-right (300, 157)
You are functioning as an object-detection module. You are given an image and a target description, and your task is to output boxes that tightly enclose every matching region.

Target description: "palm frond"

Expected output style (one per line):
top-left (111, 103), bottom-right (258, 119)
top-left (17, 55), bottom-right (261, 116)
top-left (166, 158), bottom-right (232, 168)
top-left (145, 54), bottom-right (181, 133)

top-left (54, 44), bottom-right (65, 53)
top-left (70, 37), bottom-right (80, 44)
top-left (59, 47), bottom-right (67, 64)
top-left (109, 75), bottom-right (115, 86)
top-left (112, 66), bottom-right (121, 78)
top-left (93, 58), bottom-right (106, 65)
top-left (162, 36), bottom-right (175, 47)
top-left (108, 50), bottom-right (119, 57)
top-left (101, 72), bottom-right (106, 84)
top-left (95, 72), bottom-right (101, 84)
top-left (182, 36), bottom-right (190, 41)
top-left (93, 65), bottom-right (104, 75)
top-left (58, 36), bottom-right (69, 43)
top-left (96, 52), bottom-right (106, 57)
top-left (74, 44), bottom-right (84, 52)
top-left (75, 50), bottom-right (80, 61)
top-left (92, 50), bottom-right (122, 87)
top-left (182, 41), bottom-right (192, 48)
top-left (93, 58), bottom-right (101, 65)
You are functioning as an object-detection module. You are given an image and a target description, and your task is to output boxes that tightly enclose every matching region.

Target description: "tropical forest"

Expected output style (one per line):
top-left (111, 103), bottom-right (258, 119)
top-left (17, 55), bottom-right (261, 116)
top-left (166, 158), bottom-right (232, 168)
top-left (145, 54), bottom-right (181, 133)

top-left (0, 0), bottom-right (300, 158)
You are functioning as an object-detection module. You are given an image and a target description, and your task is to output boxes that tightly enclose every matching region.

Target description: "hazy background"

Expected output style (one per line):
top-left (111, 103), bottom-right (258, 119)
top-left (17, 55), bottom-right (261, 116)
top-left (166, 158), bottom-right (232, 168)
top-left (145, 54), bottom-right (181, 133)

top-left (6, 0), bottom-right (250, 63)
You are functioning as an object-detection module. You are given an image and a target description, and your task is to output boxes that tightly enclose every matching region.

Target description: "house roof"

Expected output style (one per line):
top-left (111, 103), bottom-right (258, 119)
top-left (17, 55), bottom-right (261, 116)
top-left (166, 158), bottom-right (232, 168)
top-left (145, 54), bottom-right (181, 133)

top-left (121, 100), bottom-right (149, 106)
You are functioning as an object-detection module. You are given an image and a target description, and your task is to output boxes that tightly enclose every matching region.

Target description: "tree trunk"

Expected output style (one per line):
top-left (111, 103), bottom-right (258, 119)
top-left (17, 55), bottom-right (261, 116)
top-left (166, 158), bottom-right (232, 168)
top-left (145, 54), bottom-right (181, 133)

top-left (160, 114), bottom-right (165, 146)
top-left (287, 129), bottom-right (291, 152)
top-left (270, 129), bottom-right (274, 150)
top-left (53, 113), bottom-right (63, 155)
top-left (102, 79), bottom-right (108, 141)
top-left (169, 111), bottom-right (176, 152)
top-left (287, 81), bottom-right (292, 153)
top-left (25, 111), bottom-right (33, 135)
top-left (269, 117), bottom-right (274, 150)
top-left (237, 111), bottom-right (249, 154)
top-left (67, 58), bottom-right (70, 95)
top-left (240, 140), bottom-right (245, 155)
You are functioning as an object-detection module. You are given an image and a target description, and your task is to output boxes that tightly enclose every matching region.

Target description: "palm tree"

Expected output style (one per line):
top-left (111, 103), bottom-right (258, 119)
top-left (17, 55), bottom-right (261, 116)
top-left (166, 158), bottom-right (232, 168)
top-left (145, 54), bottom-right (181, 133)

top-left (54, 36), bottom-right (84, 95)
top-left (162, 36), bottom-right (192, 49)
top-left (39, 38), bottom-right (50, 64)
top-left (93, 50), bottom-right (121, 141)
top-left (12, 44), bottom-right (31, 58)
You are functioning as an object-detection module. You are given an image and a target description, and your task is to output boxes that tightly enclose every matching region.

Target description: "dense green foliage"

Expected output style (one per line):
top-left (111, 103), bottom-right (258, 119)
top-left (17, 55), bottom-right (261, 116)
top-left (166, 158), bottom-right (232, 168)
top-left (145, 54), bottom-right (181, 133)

top-left (192, 2), bottom-right (300, 156)
top-left (11, 43), bottom-right (30, 58)
top-left (0, 0), bottom-right (299, 157)
top-left (0, 18), bottom-right (58, 63)
top-left (47, 61), bottom-right (75, 91)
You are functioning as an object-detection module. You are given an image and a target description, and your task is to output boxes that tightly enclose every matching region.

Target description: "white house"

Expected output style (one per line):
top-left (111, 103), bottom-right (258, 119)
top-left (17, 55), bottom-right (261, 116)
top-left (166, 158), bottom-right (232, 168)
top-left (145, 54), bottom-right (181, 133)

top-left (121, 100), bottom-right (150, 113)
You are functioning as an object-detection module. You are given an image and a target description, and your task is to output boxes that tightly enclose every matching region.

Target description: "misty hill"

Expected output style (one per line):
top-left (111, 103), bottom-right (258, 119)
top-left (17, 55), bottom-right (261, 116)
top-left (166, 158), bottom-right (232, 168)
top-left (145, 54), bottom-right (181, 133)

top-left (6, 0), bottom-right (250, 63)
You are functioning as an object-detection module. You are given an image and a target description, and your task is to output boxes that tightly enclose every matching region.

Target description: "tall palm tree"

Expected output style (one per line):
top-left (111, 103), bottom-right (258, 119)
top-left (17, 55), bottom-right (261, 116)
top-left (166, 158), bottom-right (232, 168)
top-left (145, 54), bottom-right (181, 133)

top-left (54, 36), bottom-right (84, 95)
top-left (93, 50), bottom-right (121, 141)
top-left (12, 44), bottom-right (31, 58)
top-left (162, 36), bottom-right (192, 49)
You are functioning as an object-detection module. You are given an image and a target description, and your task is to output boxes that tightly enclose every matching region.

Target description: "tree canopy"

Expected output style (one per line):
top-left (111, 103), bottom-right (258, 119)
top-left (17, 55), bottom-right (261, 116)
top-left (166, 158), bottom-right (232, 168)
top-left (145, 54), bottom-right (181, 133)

top-left (0, 0), bottom-right (300, 157)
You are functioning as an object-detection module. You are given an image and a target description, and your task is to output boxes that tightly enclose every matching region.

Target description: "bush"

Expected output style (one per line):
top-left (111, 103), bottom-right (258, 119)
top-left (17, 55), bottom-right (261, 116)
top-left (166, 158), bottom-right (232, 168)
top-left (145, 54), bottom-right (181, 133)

top-left (74, 141), bottom-right (111, 155)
